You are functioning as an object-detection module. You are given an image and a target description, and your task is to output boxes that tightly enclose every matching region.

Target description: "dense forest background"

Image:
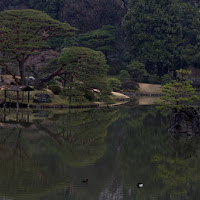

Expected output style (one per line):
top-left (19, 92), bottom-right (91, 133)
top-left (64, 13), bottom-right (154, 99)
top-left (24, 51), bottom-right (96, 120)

top-left (1, 0), bottom-right (200, 84)
top-left (0, 0), bottom-right (128, 32)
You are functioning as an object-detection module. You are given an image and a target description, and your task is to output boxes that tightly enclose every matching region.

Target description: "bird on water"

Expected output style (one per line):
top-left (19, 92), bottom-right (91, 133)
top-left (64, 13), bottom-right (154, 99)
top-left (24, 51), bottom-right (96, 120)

top-left (137, 183), bottom-right (143, 188)
top-left (82, 179), bottom-right (88, 183)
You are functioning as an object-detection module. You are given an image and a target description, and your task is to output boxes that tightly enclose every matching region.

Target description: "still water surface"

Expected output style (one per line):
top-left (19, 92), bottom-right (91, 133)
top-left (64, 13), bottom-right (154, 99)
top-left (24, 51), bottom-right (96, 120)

top-left (0, 106), bottom-right (200, 200)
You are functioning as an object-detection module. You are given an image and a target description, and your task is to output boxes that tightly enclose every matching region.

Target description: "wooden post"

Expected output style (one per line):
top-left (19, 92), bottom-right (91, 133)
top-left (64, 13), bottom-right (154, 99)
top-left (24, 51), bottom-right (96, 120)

top-left (17, 91), bottom-right (19, 108)
top-left (21, 108), bottom-right (24, 121)
top-left (28, 91), bottom-right (30, 108)
top-left (22, 91), bottom-right (24, 103)
top-left (64, 73), bottom-right (67, 87)
top-left (27, 108), bottom-right (30, 122)
top-left (4, 90), bottom-right (6, 108)
top-left (16, 108), bottom-right (19, 122)
top-left (3, 107), bottom-right (6, 121)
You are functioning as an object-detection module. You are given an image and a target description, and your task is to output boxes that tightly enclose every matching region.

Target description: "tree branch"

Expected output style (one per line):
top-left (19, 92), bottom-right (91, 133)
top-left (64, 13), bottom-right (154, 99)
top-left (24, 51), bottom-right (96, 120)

top-left (0, 62), bottom-right (20, 85)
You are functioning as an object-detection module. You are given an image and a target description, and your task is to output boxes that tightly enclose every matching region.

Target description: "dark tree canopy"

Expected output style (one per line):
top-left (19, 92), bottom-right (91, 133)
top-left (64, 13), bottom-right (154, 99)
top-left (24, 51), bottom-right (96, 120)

top-left (124, 0), bottom-right (200, 77)
top-left (47, 47), bottom-right (109, 91)
top-left (0, 0), bottom-right (128, 33)
top-left (0, 9), bottom-right (76, 84)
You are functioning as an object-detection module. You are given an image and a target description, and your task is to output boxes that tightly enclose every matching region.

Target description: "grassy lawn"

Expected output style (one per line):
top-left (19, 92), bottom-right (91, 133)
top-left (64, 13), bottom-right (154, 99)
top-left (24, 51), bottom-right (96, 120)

top-left (137, 96), bottom-right (161, 105)
top-left (138, 83), bottom-right (162, 94)
top-left (0, 89), bottom-right (94, 107)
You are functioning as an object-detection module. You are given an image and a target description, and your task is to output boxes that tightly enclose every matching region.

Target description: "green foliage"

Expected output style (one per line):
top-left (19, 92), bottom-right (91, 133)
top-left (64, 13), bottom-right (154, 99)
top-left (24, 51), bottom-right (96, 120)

top-left (61, 85), bottom-right (88, 104)
top-left (100, 94), bottom-right (115, 105)
top-left (78, 25), bottom-right (128, 75)
top-left (121, 81), bottom-right (139, 91)
top-left (62, 36), bottom-right (78, 48)
top-left (61, 87), bottom-right (85, 97)
top-left (46, 36), bottom-right (65, 49)
top-left (127, 60), bottom-right (148, 82)
top-left (0, 9), bottom-right (76, 84)
top-left (148, 74), bottom-right (160, 84)
top-left (78, 25), bottom-right (118, 54)
top-left (60, 0), bottom-right (127, 33)
top-left (40, 82), bottom-right (48, 89)
top-left (108, 78), bottom-right (122, 92)
top-left (50, 47), bottom-right (109, 93)
top-left (161, 74), bottom-right (172, 85)
top-left (47, 46), bottom-right (112, 103)
top-left (47, 78), bottom-right (58, 86)
top-left (83, 89), bottom-right (95, 101)
top-left (29, 0), bottom-right (64, 20)
top-left (118, 70), bottom-right (131, 82)
top-left (124, 0), bottom-right (200, 76)
top-left (48, 85), bottom-right (61, 95)
top-left (156, 69), bottom-right (199, 111)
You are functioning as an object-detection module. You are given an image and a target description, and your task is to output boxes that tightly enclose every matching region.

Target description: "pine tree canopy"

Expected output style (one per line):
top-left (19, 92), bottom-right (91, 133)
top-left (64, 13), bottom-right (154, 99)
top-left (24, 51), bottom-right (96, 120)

top-left (0, 9), bottom-right (76, 84)
top-left (48, 47), bottom-right (109, 92)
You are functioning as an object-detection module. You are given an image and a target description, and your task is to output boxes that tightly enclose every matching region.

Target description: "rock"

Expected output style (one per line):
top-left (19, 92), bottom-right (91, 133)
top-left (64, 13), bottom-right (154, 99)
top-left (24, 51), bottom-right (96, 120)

top-left (168, 107), bottom-right (200, 136)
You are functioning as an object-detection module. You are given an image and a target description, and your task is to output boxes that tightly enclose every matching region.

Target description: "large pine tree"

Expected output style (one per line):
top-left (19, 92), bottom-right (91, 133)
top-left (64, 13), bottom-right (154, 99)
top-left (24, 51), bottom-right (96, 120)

top-left (0, 9), bottom-right (76, 85)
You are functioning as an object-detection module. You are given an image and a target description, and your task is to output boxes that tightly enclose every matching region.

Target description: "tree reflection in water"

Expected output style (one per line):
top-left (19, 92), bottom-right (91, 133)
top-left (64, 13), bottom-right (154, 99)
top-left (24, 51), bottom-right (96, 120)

top-left (153, 136), bottom-right (200, 199)
top-left (120, 106), bottom-right (200, 200)
top-left (0, 108), bottom-right (119, 200)
top-left (1, 106), bottom-right (200, 200)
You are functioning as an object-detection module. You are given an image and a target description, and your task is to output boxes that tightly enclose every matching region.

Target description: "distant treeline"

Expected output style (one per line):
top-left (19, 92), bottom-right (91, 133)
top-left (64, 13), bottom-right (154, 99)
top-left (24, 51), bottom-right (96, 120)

top-left (1, 0), bottom-right (200, 84)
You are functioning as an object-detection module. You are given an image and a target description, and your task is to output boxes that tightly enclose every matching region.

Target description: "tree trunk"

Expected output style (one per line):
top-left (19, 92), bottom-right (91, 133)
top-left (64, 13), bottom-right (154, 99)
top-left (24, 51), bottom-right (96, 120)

top-left (19, 56), bottom-right (25, 85)
top-left (34, 66), bottom-right (63, 90)
top-left (64, 73), bottom-right (67, 87)
top-left (69, 95), bottom-right (72, 104)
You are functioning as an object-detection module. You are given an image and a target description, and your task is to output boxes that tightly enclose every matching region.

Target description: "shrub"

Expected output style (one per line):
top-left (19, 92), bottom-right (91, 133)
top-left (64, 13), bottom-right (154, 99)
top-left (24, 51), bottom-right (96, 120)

top-left (84, 89), bottom-right (95, 101)
top-left (100, 94), bottom-right (115, 105)
top-left (161, 74), bottom-right (172, 85)
top-left (121, 81), bottom-right (139, 91)
top-left (48, 85), bottom-right (62, 95)
top-left (148, 74), bottom-right (160, 84)
top-left (118, 70), bottom-right (131, 82)
top-left (47, 78), bottom-right (58, 86)
top-left (127, 60), bottom-right (149, 82)
top-left (108, 78), bottom-right (121, 91)
top-left (40, 82), bottom-right (48, 89)
top-left (73, 96), bottom-right (88, 103)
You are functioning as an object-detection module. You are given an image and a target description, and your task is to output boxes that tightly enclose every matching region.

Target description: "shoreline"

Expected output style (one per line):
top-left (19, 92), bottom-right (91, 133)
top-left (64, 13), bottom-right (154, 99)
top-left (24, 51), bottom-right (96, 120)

top-left (0, 100), bottom-right (129, 109)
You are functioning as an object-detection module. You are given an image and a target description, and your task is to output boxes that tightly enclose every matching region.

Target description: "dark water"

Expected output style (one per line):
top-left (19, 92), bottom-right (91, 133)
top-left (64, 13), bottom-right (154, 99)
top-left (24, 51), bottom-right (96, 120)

top-left (0, 106), bottom-right (200, 200)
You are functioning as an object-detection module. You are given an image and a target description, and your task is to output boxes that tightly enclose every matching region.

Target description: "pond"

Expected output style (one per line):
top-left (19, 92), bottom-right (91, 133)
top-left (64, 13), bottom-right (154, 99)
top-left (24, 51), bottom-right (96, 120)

top-left (0, 105), bottom-right (200, 200)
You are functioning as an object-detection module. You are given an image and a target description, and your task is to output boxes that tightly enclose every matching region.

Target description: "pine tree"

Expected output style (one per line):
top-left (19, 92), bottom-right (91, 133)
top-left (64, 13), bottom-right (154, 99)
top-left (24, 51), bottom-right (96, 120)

top-left (156, 69), bottom-right (199, 111)
top-left (0, 9), bottom-right (76, 85)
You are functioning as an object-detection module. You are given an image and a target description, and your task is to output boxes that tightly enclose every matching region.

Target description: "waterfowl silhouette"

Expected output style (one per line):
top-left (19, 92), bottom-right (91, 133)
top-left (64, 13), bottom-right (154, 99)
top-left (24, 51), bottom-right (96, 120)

top-left (137, 183), bottom-right (143, 188)
top-left (82, 179), bottom-right (88, 183)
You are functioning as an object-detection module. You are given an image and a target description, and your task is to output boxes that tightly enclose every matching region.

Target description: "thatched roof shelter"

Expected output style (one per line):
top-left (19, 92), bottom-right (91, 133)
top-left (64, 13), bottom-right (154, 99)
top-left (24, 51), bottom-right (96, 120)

top-left (0, 85), bottom-right (34, 108)
top-left (0, 85), bottom-right (34, 92)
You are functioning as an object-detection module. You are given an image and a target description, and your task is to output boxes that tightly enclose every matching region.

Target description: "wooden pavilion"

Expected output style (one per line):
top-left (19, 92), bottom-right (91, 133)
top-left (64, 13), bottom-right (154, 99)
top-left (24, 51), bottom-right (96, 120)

top-left (0, 85), bottom-right (34, 108)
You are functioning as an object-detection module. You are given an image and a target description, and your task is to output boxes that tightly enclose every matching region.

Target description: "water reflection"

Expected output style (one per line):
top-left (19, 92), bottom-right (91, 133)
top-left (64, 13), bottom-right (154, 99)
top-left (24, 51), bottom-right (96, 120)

top-left (119, 106), bottom-right (200, 200)
top-left (153, 136), bottom-right (200, 199)
top-left (0, 106), bottom-right (200, 199)
top-left (0, 108), bottom-right (119, 200)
